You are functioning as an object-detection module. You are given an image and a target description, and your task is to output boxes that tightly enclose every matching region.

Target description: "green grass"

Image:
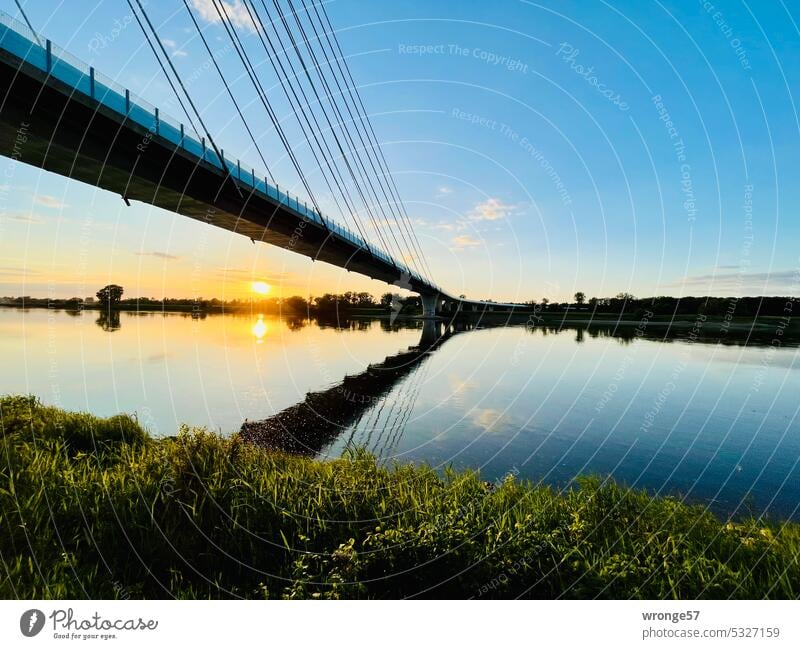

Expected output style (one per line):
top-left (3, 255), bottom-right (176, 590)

top-left (1, 395), bottom-right (799, 599)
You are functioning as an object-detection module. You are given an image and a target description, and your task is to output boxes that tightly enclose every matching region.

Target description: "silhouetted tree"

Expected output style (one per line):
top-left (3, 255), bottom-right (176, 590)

top-left (403, 296), bottom-right (421, 310)
top-left (356, 292), bottom-right (375, 306)
top-left (96, 284), bottom-right (124, 308)
top-left (574, 291), bottom-right (586, 305)
top-left (282, 296), bottom-right (308, 314)
top-left (314, 293), bottom-right (340, 313)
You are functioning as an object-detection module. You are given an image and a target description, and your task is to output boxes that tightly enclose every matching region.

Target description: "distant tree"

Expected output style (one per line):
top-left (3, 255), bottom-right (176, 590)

top-left (380, 292), bottom-right (394, 308)
top-left (403, 296), bottom-right (421, 310)
top-left (541, 298), bottom-right (549, 307)
top-left (96, 284), bottom-right (124, 309)
top-left (356, 292), bottom-right (375, 306)
top-left (283, 295), bottom-right (308, 314)
top-left (574, 291), bottom-right (586, 305)
top-left (314, 293), bottom-right (339, 313)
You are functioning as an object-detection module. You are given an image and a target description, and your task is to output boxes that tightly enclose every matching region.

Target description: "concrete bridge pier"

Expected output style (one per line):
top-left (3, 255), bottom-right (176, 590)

top-left (419, 318), bottom-right (443, 349)
top-left (420, 292), bottom-right (439, 318)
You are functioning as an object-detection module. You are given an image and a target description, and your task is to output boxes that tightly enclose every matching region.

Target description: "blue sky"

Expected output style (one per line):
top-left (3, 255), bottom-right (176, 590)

top-left (1, 0), bottom-right (799, 301)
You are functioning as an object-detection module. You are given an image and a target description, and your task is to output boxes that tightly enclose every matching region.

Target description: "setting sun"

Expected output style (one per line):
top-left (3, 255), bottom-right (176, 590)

top-left (251, 281), bottom-right (271, 295)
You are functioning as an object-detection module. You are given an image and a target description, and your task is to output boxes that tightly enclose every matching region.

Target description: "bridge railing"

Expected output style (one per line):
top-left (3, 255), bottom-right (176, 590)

top-left (0, 10), bottom-right (440, 294)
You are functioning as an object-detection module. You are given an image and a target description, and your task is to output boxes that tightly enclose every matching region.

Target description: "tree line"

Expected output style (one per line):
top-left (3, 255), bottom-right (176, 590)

top-left (531, 292), bottom-right (796, 318)
top-left (1, 285), bottom-right (795, 319)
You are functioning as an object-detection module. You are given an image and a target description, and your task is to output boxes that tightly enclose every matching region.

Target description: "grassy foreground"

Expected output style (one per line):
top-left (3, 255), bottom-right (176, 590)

top-left (1, 396), bottom-right (799, 599)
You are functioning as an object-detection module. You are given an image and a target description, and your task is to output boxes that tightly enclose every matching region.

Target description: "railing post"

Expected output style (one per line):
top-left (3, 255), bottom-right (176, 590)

top-left (237, 159), bottom-right (241, 180)
top-left (202, 137), bottom-right (206, 159)
top-left (180, 123), bottom-right (184, 144)
top-left (89, 66), bottom-right (95, 99)
top-left (154, 108), bottom-right (159, 136)
top-left (125, 89), bottom-right (130, 113)
top-left (45, 39), bottom-right (52, 73)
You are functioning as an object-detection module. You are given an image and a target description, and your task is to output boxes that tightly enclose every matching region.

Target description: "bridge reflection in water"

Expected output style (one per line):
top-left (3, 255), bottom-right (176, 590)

top-left (239, 319), bottom-right (470, 456)
top-left (239, 311), bottom-right (792, 458)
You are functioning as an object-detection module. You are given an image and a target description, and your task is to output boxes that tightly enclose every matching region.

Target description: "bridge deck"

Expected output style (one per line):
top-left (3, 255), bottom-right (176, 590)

top-left (0, 11), bottom-right (444, 295)
top-left (0, 11), bottom-right (528, 313)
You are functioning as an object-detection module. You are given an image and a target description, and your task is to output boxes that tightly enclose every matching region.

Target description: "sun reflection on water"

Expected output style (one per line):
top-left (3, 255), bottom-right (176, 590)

top-left (251, 315), bottom-right (267, 342)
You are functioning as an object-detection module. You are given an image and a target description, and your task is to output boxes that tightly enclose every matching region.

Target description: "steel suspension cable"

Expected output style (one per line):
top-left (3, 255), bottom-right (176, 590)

top-left (13, 0), bottom-right (40, 45)
top-left (281, 0), bottom-right (424, 277)
top-left (313, 0), bottom-right (437, 281)
top-left (126, 0), bottom-right (200, 136)
top-left (182, 0), bottom-right (275, 183)
top-left (206, 0), bottom-right (325, 219)
top-left (295, 0), bottom-right (430, 279)
top-left (236, 0), bottom-right (377, 251)
top-left (302, 0), bottom-right (435, 280)
top-left (129, 0), bottom-right (235, 190)
top-left (265, 0), bottom-right (407, 267)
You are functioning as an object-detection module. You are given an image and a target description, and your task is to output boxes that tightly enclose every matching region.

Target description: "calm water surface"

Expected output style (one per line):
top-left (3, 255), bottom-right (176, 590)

top-left (3, 307), bottom-right (800, 520)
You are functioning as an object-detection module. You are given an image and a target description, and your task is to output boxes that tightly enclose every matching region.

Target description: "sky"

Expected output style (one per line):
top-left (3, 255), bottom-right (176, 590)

top-left (1, 0), bottom-right (799, 301)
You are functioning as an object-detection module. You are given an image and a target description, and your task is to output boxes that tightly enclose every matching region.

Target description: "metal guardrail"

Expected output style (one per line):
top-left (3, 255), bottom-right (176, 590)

top-left (0, 10), bottom-right (441, 294)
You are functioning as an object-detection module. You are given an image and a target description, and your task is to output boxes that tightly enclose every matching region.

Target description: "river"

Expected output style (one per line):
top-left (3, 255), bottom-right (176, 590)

top-left (2, 307), bottom-right (799, 520)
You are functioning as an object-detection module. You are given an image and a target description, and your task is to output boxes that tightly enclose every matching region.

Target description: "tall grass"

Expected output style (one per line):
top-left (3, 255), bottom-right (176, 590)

top-left (1, 395), bottom-right (799, 599)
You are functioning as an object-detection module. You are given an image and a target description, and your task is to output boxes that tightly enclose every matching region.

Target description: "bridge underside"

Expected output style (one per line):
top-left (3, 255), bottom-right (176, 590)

top-left (0, 46), bottom-right (526, 317)
top-left (0, 52), bottom-right (436, 294)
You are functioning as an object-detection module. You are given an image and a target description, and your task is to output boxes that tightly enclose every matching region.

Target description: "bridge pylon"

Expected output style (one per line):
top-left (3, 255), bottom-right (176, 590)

top-left (420, 293), bottom-right (439, 319)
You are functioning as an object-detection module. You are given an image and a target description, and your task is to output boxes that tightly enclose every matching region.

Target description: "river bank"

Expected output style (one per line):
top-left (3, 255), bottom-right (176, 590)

top-left (2, 395), bottom-right (799, 599)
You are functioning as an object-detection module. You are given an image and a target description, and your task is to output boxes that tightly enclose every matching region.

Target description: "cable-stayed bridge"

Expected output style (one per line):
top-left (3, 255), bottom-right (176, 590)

top-left (0, 6), bottom-right (520, 317)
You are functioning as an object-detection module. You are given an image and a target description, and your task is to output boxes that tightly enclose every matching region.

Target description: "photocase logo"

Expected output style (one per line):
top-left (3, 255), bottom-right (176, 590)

top-left (20, 609), bottom-right (45, 637)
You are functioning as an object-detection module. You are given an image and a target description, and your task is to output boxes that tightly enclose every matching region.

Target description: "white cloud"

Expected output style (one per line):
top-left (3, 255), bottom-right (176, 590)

top-left (451, 234), bottom-right (481, 249)
top-left (668, 269), bottom-right (800, 294)
top-left (437, 186), bottom-right (453, 195)
top-left (134, 251), bottom-right (181, 261)
top-left (161, 38), bottom-right (188, 58)
top-left (3, 211), bottom-right (43, 224)
top-left (415, 217), bottom-right (460, 231)
top-left (215, 267), bottom-right (291, 283)
top-left (190, 0), bottom-right (257, 32)
top-left (469, 197), bottom-right (516, 221)
top-left (34, 195), bottom-right (66, 209)
top-left (0, 265), bottom-right (41, 277)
